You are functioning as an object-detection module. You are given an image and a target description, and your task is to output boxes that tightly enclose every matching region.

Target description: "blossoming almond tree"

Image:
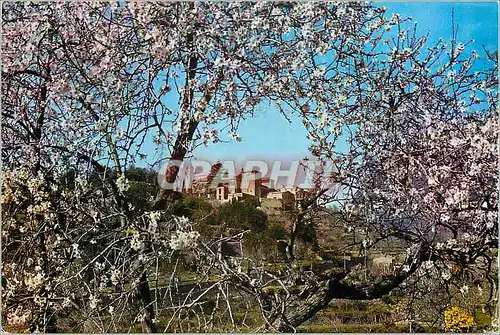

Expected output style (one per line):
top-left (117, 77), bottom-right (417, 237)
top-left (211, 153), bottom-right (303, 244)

top-left (1, 1), bottom-right (497, 333)
top-left (1, 1), bottom-right (390, 332)
top-left (278, 12), bottom-right (498, 332)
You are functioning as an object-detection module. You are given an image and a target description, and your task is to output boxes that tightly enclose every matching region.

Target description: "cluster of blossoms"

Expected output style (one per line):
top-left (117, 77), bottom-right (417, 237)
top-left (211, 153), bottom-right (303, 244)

top-left (2, 168), bottom-right (47, 206)
top-left (173, 215), bottom-right (190, 229)
top-left (169, 231), bottom-right (200, 251)
top-left (415, 261), bottom-right (457, 283)
top-left (126, 211), bottom-right (199, 259)
top-left (160, 214), bottom-right (201, 251)
top-left (130, 233), bottom-right (145, 251)
top-left (1, 166), bottom-right (91, 331)
top-left (147, 211), bottom-right (162, 234)
top-left (88, 294), bottom-right (100, 310)
top-left (435, 234), bottom-right (484, 254)
top-left (25, 272), bottom-right (45, 291)
top-left (148, 211), bottom-right (161, 223)
top-left (459, 285), bottom-right (469, 296)
top-left (110, 267), bottom-right (121, 286)
top-left (116, 174), bottom-right (130, 193)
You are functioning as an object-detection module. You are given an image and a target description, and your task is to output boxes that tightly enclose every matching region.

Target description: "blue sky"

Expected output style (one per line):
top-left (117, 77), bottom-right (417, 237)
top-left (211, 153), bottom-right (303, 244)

top-left (153, 2), bottom-right (497, 166)
top-left (383, 2), bottom-right (497, 51)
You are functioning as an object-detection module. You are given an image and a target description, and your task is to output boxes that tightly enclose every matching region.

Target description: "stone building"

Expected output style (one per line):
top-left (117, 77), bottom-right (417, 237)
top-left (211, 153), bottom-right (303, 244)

top-left (265, 190), bottom-right (295, 210)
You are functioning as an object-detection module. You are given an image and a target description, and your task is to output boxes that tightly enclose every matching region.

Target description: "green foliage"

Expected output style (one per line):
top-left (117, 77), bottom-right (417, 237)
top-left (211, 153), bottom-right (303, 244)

top-left (58, 168), bottom-right (77, 188)
top-left (195, 223), bottom-right (223, 238)
top-left (122, 227), bottom-right (136, 235)
top-left (125, 167), bottom-right (157, 183)
top-left (474, 310), bottom-right (492, 330)
top-left (263, 263), bottom-right (287, 272)
top-left (262, 285), bottom-right (303, 295)
top-left (127, 182), bottom-right (156, 211)
top-left (171, 195), bottom-right (217, 224)
top-left (242, 223), bottom-right (290, 262)
top-left (267, 224), bottom-right (288, 240)
top-left (243, 230), bottom-right (274, 260)
top-left (218, 200), bottom-right (268, 232)
top-left (295, 221), bottom-right (318, 245)
top-left (124, 167), bottom-right (158, 211)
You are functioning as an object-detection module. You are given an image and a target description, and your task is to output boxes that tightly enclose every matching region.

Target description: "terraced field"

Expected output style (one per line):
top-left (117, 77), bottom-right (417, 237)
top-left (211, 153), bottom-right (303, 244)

top-left (298, 299), bottom-right (409, 333)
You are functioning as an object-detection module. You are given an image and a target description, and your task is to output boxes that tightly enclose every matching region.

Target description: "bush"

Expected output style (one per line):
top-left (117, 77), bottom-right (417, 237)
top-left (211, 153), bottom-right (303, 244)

top-left (267, 225), bottom-right (288, 240)
top-left (444, 306), bottom-right (474, 332)
top-left (295, 221), bottom-right (318, 245)
top-left (242, 225), bottom-right (289, 262)
top-left (171, 195), bottom-right (216, 224)
top-left (127, 181), bottom-right (157, 211)
top-left (218, 200), bottom-right (268, 232)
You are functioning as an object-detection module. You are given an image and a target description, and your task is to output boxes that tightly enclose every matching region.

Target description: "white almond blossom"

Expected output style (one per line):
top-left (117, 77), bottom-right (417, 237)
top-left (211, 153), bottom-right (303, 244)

top-left (130, 233), bottom-right (144, 251)
top-left (89, 295), bottom-right (100, 310)
top-left (116, 174), bottom-right (130, 192)
top-left (169, 231), bottom-right (200, 251)
top-left (441, 270), bottom-right (451, 281)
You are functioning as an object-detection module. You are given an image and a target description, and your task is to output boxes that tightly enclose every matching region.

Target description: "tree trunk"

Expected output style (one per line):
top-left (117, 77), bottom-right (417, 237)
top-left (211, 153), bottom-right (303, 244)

top-left (152, 118), bottom-right (198, 210)
top-left (152, 33), bottom-right (199, 210)
top-left (140, 34), bottom-right (200, 332)
top-left (275, 257), bottom-right (422, 332)
top-left (277, 281), bottom-right (332, 332)
top-left (138, 270), bottom-right (157, 333)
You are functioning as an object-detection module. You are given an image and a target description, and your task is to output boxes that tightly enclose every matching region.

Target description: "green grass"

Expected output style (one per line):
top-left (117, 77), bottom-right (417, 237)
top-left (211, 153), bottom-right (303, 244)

top-left (264, 263), bottom-right (287, 271)
top-left (298, 322), bottom-right (407, 333)
top-left (317, 307), bottom-right (390, 318)
top-left (474, 310), bottom-right (492, 330)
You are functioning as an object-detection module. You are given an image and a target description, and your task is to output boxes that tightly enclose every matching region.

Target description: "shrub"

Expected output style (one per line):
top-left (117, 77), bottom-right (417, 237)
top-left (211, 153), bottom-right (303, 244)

top-left (267, 225), bottom-right (288, 240)
top-left (444, 306), bottom-right (474, 332)
top-left (218, 200), bottom-right (268, 232)
top-left (172, 195), bottom-right (216, 224)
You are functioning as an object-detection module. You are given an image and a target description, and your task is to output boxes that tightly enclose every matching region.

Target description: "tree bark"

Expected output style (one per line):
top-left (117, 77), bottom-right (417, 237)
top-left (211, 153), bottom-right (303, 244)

top-left (137, 270), bottom-right (157, 333)
top-left (277, 280), bottom-right (333, 332)
top-left (275, 249), bottom-right (426, 332)
top-left (142, 30), bottom-right (201, 333)
top-left (152, 31), bottom-right (199, 210)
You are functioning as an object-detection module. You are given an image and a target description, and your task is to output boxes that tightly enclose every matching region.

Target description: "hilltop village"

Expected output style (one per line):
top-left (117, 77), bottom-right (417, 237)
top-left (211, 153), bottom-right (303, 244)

top-left (183, 163), bottom-right (315, 212)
